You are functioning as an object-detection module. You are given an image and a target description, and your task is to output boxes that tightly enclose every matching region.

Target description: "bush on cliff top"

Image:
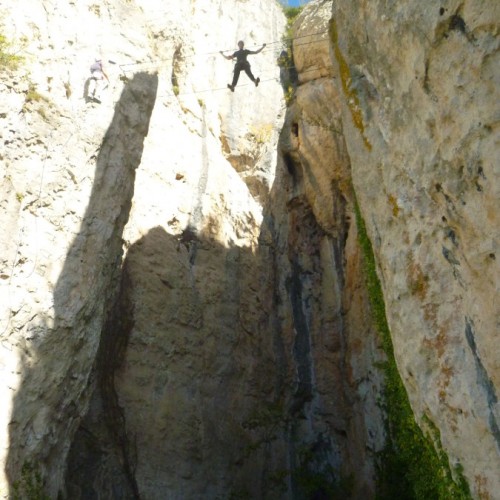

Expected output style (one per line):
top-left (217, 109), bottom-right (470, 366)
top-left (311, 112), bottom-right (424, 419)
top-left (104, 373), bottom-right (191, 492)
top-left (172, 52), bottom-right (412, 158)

top-left (277, 5), bottom-right (303, 105)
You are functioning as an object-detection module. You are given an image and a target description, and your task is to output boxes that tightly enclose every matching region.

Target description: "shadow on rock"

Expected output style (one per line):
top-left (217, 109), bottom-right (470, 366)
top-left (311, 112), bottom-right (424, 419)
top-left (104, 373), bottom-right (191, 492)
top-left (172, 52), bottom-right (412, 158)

top-left (6, 72), bottom-right (158, 498)
top-left (65, 152), bottom-right (383, 498)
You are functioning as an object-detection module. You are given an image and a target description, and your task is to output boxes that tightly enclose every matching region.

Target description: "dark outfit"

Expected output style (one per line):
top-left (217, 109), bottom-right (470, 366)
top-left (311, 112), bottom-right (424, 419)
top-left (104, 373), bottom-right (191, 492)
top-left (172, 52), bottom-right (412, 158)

top-left (231, 49), bottom-right (257, 87)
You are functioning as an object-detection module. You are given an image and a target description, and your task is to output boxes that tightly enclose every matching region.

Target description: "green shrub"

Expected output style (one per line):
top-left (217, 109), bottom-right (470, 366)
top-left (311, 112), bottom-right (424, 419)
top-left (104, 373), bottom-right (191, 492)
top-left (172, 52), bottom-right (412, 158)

top-left (281, 6), bottom-right (303, 57)
top-left (0, 31), bottom-right (23, 69)
top-left (282, 6), bottom-right (302, 22)
top-left (277, 6), bottom-right (303, 105)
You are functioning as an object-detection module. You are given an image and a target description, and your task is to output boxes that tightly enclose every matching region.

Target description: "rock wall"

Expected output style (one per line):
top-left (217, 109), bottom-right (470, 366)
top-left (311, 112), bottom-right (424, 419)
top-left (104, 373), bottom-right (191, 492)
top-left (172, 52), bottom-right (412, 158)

top-left (1, 0), bottom-right (286, 497)
top-left (66, 0), bottom-right (386, 497)
top-left (3, 0), bottom-right (496, 498)
top-left (274, 1), bottom-right (387, 497)
top-left (1, 0), bottom-right (388, 497)
top-left (330, 0), bottom-right (500, 497)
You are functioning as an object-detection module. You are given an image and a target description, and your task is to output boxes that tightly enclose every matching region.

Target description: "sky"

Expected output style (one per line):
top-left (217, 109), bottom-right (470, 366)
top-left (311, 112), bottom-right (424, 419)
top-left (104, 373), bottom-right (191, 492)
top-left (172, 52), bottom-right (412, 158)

top-left (287, 0), bottom-right (309, 6)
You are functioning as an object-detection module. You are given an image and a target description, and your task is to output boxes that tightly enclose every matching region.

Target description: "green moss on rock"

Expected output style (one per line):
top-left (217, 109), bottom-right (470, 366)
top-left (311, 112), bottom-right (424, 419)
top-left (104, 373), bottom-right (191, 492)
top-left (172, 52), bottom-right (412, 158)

top-left (329, 19), bottom-right (372, 151)
top-left (354, 201), bottom-right (470, 499)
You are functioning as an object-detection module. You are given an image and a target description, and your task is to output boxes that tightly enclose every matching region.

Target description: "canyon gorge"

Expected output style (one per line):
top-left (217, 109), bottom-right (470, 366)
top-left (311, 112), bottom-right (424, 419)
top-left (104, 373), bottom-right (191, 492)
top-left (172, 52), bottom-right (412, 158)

top-left (0, 0), bottom-right (498, 498)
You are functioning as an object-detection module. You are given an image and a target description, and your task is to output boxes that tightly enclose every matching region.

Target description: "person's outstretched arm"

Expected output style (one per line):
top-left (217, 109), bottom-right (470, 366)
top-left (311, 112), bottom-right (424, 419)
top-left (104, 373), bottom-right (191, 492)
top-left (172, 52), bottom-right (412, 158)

top-left (249, 43), bottom-right (266, 55)
top-left (220, 51), bottom-right (234, 60)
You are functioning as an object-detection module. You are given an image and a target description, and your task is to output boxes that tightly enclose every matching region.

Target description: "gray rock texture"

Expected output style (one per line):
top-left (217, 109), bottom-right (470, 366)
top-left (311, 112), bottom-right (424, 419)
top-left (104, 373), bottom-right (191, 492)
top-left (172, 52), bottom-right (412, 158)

top-left (331, 0), bottom-right (500, 497)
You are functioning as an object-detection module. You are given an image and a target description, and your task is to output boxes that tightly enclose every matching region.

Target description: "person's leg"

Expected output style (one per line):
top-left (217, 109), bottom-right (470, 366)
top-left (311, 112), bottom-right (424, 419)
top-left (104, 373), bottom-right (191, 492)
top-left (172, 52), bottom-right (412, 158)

top-left (244, 63), bottom-right (260, 86)
top-left (244, 63), bottom-right (256, 82)
top-left (88, 77), bottom-right (96, 98)
top-left (94, 78), bottom-right (102, 100)
top-left (231, 65), bottom-right (242, 87)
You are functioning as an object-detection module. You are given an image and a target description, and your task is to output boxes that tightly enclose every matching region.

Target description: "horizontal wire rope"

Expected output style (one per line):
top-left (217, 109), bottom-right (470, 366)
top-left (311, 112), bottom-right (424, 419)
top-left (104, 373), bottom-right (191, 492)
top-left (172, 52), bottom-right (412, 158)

top-left (118, 30), bottom-right (329, 71)
top-left (120, 32), bottom-right (333, 98)
top-left (1, 30), bottom-right (332, 338)
top-left (157, 65), bottom-right (334, 99)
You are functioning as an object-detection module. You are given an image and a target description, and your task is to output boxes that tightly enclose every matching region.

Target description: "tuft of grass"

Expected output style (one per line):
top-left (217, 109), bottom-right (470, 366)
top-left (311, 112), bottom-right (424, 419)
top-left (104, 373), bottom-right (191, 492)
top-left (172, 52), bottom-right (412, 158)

top-left (36, 107), bottom-right (48, 121)
top-left (0, 31), bottom-right (23, 70)
top-left (387, 194), bottom-right (400, 217)
top-left (249, 123), bottom-right (273, 144)
top-left (64, 81), bottom-right (72, 98)
top-left (89, 4), bottom-right (101, 16)
top-left (354, 200), bottom-right (471, 499)
top-left (284, 85), bottom-right (295, 105)
top-left (171, 47), bottom-right (183, 98)
top-left (23, 84), bottom-right (52, 121)
top-left (25, 84), bottom-right (45, 104)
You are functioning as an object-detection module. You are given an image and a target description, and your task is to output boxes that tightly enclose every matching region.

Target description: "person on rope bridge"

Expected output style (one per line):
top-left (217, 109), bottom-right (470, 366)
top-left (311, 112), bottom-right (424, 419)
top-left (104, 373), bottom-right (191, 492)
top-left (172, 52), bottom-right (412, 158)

top-left (220, 41), bottom-right (266, 92)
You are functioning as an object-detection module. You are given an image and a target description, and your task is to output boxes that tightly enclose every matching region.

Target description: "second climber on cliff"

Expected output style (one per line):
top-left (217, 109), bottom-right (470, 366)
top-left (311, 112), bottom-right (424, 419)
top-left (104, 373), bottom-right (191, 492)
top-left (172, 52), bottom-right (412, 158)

top-left (220, 41), bottom-right (266, 92)
top-left (88, 58), bottom-right (110, 103)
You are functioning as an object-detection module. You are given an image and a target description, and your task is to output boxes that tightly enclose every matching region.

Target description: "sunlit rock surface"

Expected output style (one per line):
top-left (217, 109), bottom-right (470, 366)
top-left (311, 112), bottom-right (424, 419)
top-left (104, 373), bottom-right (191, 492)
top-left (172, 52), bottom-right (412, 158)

top-left (1, 0), bottom-right (285, 497)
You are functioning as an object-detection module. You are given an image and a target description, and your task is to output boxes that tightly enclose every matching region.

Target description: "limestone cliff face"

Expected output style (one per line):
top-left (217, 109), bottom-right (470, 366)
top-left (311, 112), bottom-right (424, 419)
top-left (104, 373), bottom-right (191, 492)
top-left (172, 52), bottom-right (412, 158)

top-left (2, 0), bottom-right (384, 496)
top-left (1, 0), bottom-right (497, 498)
top-left (65, 0), bottom-right (384, 497)
top-left (330, 0), bottom-right (500, 497)
top-left (274, 1), bottom-right (387, 496)
top-left (1, 0), bottom-right (286, 497)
